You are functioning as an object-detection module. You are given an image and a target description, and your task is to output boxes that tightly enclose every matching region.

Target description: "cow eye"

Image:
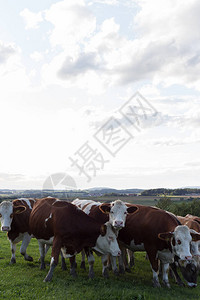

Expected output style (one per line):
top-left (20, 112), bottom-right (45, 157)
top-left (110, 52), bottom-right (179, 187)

top-left (110, 211), bottom-right (114, 214)
top-left (124, 212), bottom-right (127, 215)
top-left (10, 214), bottom-right (13, 218)
top-left (177, 239), bottom-right (181, 245)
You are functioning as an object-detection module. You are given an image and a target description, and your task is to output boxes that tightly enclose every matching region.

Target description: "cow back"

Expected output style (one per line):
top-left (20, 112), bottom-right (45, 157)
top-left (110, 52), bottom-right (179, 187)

top-left (177, 216), bottom-right (200, 232)
top-left (118, 204), bottom-right (179, 250)
top-left (29, 197), bottom-right (103, 254)
top-left (88, 205), bottom-right (109, 224)
top-left (29, 197), bottom-right (56, 240)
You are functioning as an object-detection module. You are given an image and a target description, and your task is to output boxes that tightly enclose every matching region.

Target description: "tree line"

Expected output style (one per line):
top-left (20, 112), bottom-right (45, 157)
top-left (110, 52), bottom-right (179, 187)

top-left (141, 188), bottom-right (200, 196)
top-left (156, 197), bottom-right (200, 216)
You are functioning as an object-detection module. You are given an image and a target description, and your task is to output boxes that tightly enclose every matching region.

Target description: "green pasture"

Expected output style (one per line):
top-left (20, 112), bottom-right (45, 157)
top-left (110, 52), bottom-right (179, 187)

top-left (0, 232), bottom-right (200, 299)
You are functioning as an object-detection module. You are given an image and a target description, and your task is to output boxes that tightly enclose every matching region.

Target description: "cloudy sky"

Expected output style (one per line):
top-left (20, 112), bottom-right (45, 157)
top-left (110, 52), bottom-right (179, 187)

top-left (0, 0), bottom-right (200, 190)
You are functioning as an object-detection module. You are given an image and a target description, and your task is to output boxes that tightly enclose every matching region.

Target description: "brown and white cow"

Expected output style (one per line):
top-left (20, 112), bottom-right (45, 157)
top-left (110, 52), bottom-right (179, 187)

top-left (177, 216), bottom-right (200, 257)
top-left (169, 215), bottom-right (200, 287)
top-left (118, 204), bottom-right (200, 288)
top-left (72, 198), bottom-right (138, 276)
top-left (29, 197), bottom-right (121, 282)
top-left (0, 198), bottom-right (35, 263)
top-left (185, 214), bottom-right (200, 225)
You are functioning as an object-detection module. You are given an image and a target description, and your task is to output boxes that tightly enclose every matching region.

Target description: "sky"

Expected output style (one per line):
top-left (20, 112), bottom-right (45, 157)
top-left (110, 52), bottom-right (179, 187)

top-left (0, 0), bottom-right (200, 190)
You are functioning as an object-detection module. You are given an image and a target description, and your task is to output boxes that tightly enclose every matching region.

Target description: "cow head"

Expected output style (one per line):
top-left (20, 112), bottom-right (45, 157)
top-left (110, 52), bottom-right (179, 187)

top-left (99, 200), bottom-right (138, 229)
top-left (158, 225), bottom-right (200, 260)
top-left (0, 201), bottom-right (26, 231)
top-left (93, 222), bottom-right (121, 257)
top-left (178, 257), bottom-right (200, 287)
top-left (189, 229), bottom-right (200, 259)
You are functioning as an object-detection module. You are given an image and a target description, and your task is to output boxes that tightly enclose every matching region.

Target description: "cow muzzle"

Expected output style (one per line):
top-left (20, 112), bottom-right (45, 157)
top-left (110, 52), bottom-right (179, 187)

top-left (114, 221), bottom-right (124, 229)
top-left (185, 256), bottom-right (192, 260)
top-left (187, 282), bottom-right (197, 288)
top-left (2, 226), bottom-right (10, 232)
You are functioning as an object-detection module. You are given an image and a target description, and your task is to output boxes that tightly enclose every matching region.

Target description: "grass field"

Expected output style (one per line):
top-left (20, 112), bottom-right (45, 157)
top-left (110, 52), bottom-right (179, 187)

top-left (0, 232), bottom-right (200, 299)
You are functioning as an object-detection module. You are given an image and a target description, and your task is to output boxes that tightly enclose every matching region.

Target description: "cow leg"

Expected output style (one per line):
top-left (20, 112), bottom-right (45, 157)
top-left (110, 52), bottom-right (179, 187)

top-left (147, 250), bottom-right (161, 288)
top-left (127, 249), bottom-right (135, 268)
top-left (118, 253), bottom-right (125, 274)
top-left (45, 244), bottom-right (50, 255)
top-left (151, 268), bottom-right (161, 288)
top-left (118, 244), bottom-right (127, 274)
top-left (10, 242), bottom-right (17, 264)
top-left (20, 233), bottom-right (33, 261)
top-left (80, 250), bottom-right (86, 271)
top-left (101, 254), bottom-right (109, 278)
top-left (122, 248), bottom-right (131, 273)
top-left (169, 262), bottom-right (185, 286)
top-left (87, 253), bottom-right (95, 278)
top-left (44, 237), bottom-right (61, 282)
top-left (161, 262), bottom-right (170, 288)
top-left (60, 251), bottom-right (67, 270)
top-left (109, 255), bottom-right (119, 275)
top-left (38, 241), bottom-right (46, 269)
top-left (69, 256), bottom-right (77, 277)
top-left (107, 254), bottom-right (112, 271)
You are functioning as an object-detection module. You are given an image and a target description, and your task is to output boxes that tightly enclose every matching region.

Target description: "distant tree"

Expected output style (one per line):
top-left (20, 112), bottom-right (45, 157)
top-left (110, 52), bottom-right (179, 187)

top-left (141, 188), bottom-right (200, 196)
top-left (168, 198), bottom-right (200, 217)
top-left (102, 193), bottom-right (118, 197)
top-left (156, 196), bottom-right (173, 211)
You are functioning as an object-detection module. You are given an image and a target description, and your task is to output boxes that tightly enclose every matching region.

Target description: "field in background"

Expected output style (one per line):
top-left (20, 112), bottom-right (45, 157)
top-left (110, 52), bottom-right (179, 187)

top-left (0, 232), bottom-right (200, 299)
top-left (0, 195), bottom-right (178, 206)
top-left (76, 195), bottom-right (190, 206)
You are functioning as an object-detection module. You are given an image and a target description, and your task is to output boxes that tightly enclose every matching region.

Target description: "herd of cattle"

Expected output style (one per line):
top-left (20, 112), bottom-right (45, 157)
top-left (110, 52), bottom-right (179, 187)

top-left (0, 197), bottom-right (200, 288)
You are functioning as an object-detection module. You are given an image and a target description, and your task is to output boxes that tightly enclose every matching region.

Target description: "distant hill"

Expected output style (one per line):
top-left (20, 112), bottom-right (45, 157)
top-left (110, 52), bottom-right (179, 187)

top-left (85, 188), bottom-right (144, 195)
top-left (1, 187), bottom-right (200, 201)
top-left (0, 188), bottom-right (144, 201)
top-left (183, 186), bottom-right (200, 189)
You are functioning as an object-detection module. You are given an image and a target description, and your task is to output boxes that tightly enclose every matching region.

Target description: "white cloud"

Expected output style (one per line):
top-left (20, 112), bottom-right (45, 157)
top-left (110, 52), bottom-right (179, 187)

top-left (139, 84), bottom-right (160, 97)
top-left (20, 8), bottom-right (43, 29)
top-left (17, 0), bottom-right (200, 93)
top-left (40, 0), bottom-right (200, 92)
top-left (89, 0), bottom-right (119, 5)
top-left (45, 0), bottom-right (96, 50)
top-left (41, 17), bottom-right (126, 92)
top-left (0, 41), bottom-right (30, 92)
top-left (30, 51), bottom-right (44, 62)
top-left (131, 0), bottom-right (200, 89)
top-left (0, 42), bottom-right (17, 64)
top-left (57, 52), bottom-right (100, 79)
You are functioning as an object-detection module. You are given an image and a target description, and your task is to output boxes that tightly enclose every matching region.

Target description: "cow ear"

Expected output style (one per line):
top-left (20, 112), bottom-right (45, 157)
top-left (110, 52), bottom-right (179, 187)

top-left (100, 224), bottom-right (107, 236)
top-left (194, 218), bottom-right (200, 225)
top-left (158, 232), bottom-right (173, 241)
top-left (127, 205), bottom-right (138, 214)
top-left (13, 205), bottom-right (26, 215)
top-left (191, 232), bottom-right (200, 242)
top-left (99, 204), bottom-right (111, 214)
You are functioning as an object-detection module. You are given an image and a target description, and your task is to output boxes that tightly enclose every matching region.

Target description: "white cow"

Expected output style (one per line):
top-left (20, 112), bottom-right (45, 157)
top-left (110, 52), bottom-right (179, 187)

top-left (0, 198), bottom-right (35, 263)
